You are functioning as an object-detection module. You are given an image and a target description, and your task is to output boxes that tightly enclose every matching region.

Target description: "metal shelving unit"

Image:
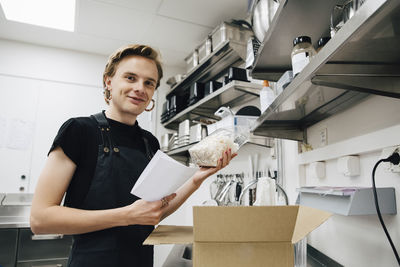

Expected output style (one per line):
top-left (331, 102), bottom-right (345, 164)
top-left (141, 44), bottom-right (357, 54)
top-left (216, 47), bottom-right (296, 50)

top-left (166, 40), bottom-right (247, 97)
top-left (163, 80), bottom-right (263, 129)
top-left (250, 0), bottom-right (400, 141)
top-left (166, 143), bottom-right (198, 157)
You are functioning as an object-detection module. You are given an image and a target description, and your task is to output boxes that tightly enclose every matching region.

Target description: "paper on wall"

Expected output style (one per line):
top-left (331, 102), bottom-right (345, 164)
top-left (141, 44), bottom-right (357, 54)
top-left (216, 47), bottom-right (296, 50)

top-left (131, 150), bottom-right (199, 201)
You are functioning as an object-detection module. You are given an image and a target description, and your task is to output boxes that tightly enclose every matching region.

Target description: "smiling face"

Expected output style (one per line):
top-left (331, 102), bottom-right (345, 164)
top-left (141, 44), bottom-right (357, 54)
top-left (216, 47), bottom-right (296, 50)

top-left (105, 55), bottom-right (158, 124)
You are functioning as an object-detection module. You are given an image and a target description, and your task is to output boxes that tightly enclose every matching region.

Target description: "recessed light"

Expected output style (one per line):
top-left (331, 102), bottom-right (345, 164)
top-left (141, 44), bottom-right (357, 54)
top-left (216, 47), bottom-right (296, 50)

top-left (0, 0), bottom-right (76, 32)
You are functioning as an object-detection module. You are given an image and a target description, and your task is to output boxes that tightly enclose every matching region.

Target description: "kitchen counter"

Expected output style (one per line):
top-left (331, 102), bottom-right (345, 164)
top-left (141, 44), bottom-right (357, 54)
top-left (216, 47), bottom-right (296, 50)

top-left (0, 193), bottom-right (32, 229)
top-left (0, 215), bottom-right (30, 228)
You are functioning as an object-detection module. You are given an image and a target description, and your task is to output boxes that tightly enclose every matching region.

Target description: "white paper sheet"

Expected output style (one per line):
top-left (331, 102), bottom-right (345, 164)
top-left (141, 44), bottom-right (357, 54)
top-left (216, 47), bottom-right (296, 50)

top-left (131, 150), bottom-right (199, 201)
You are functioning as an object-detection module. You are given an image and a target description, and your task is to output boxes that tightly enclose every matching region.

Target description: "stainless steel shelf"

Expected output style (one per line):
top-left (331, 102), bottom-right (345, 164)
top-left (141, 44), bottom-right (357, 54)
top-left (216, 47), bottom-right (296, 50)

top-left (250, 0), bottom-right (347, 81)
top-left (166, 136), bottom-right (274, 159)
top-left (166, 143), bottom-right (198, 157)
top-left (251, 0), bottom-right (400, 141)
top-left (163, 80), bottom-right (262, 129)
top-left (166, 40), bottom-right (247, 97)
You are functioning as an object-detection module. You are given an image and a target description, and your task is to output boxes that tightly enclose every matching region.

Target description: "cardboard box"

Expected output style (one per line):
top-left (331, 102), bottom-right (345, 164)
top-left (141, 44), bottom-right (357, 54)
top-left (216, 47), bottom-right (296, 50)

top-left (144, 206), bottom-right (331, 267)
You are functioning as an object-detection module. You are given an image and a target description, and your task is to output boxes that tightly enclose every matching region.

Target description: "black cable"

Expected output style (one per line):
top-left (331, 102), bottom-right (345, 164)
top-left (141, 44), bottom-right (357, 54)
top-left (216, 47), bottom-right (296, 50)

top-left (372, 152), bottom-right (400, 266)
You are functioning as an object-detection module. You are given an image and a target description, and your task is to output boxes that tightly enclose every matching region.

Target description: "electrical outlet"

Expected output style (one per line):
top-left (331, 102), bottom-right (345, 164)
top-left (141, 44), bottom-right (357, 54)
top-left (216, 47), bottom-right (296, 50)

top-left (380, 146), bottom-right (400, 173)
top-left (319, 128), bottom-right (327, 147)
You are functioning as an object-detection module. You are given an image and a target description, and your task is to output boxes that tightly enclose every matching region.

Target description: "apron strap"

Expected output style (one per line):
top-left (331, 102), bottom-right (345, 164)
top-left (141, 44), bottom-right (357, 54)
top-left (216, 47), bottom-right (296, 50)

top-left (91, 112), bottom-right (116, 154)
top-left (142, 135), bottom-right (155, 160)
top-left (91, 111), bottom-right (154, 159)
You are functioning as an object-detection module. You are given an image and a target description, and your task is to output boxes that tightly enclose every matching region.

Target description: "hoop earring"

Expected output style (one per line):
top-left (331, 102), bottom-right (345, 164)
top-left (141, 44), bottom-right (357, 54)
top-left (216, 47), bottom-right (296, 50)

top-left (145, 99), bottom-right (155, 112)
top-left (103, 88), bottom-right (112, 103)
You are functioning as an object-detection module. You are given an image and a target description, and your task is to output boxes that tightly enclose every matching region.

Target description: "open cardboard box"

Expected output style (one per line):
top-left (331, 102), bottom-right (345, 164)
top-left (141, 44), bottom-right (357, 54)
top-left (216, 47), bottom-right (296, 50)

top-left (144, 206), bottom-right (332, 267)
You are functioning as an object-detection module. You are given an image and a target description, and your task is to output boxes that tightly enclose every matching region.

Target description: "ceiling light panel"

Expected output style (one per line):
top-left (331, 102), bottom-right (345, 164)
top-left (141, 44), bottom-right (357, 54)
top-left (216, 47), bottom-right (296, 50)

top-left (0, 0), bottom-right (76, 32)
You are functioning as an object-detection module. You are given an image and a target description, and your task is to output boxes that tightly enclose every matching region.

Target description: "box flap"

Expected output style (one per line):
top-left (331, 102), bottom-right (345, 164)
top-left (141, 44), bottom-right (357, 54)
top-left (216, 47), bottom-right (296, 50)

top-left (193, 206), bottom-right (300, 242)
top-left (143, 225), bottom-right (193, 245)
top-left (291, 206), bottom-right (332, 244)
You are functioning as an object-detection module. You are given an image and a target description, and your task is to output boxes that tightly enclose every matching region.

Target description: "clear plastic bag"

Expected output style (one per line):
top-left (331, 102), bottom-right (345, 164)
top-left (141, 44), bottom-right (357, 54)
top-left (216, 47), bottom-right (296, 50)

top-left (189, 127), bottom-right (249, 167)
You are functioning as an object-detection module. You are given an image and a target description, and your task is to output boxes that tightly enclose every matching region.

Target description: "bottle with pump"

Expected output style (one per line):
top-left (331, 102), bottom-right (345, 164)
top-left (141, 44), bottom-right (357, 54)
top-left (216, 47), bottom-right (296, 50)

top-left (259, 80), bottom-right (275, 114)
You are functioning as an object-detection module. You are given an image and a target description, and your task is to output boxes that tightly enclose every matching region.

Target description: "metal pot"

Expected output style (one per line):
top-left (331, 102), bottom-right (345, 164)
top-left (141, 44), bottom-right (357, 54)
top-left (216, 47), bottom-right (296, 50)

top-left (253, 0), bottom-right (270, 42)
top-left (330, 0), bottom-right (365, 37)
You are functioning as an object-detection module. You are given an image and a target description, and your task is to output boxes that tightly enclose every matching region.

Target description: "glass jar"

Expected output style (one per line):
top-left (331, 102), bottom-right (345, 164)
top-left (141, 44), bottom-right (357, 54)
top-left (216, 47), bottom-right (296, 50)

top-left (316, 37), bottom-right (331, 53)
top-left (291, 36), bottom-right (316, 76)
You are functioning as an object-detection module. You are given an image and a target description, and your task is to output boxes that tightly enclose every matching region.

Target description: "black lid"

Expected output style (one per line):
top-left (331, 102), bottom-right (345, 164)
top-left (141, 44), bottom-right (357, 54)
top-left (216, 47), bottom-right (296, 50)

top-left (318, 37), bottom-right (331, 48)
top-left (293, 36), bottom-right (312, 46)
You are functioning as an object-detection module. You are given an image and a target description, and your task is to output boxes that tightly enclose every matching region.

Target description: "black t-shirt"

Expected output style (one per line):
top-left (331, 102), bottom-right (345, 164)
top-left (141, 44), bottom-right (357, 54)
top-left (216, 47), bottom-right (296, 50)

top-left (49, 112), bottom-right (160, 208)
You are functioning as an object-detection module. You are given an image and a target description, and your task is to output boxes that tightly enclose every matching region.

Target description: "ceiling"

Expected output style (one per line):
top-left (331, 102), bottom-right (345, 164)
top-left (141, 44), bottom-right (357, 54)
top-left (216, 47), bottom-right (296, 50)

top-left (0, 0), bottom-right (249, 68)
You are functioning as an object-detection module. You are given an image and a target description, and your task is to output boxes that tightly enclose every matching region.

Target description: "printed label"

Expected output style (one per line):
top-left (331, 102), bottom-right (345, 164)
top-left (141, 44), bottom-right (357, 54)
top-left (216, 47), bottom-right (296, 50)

top-left (292, 52), bottom-right (310, 76)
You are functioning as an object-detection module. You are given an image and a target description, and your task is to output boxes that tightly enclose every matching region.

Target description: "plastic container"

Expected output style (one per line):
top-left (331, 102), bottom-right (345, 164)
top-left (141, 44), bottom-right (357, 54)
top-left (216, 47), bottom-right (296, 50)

top-left (259, 80), bottom-right (275, 113)
top-left (291, 36), bottom-right (316, 76)
top-left (211, 22), bottom-right (253, 51)
top-left (198, 37), bottom-right (212, 64)
top-left (189, 127), bottom-right (249, 167)
top-left (184, 50), bottom-right (199, 73)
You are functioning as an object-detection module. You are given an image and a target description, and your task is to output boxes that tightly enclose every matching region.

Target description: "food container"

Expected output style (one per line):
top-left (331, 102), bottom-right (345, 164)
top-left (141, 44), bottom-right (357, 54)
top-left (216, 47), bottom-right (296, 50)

top-left (198, 37), bottom-right (212, 64)
top-left (204, 81), bottom-right (222, 97)
top-left (189, 128), bottom-right (249, 167)
top-left (168, 133), bottom-right (179, 151)
top-left (185, 50), bottom-right (199, 74)
top-left (178, 120), bottom-right (190, 139)
top-left (169, 93), bottom-right (188, 119)
top-left (227, 67), bottom-right (248, 82)
top-left (207, 115), bottom-right (257, 135)
top-left (188, 82), bottom-right (205, 105)
top-left (166, 74), bottom-right (186, 88)
top-left (189, 124), bottom-right (208, 144)
top-left (160, 133), bottom-right (174, 152)
top-left (161, 100), bottom-right (170, 123)
top-left (211, 22), bottom-right (253, 51)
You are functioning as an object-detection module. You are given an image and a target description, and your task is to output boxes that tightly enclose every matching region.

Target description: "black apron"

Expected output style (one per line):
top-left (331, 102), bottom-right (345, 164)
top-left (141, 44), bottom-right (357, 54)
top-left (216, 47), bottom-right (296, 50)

top-left (67, 112), bottom-right (155, 267)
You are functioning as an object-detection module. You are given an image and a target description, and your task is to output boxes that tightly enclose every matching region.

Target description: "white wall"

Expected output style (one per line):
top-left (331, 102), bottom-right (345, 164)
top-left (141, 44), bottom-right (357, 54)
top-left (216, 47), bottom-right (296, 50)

top-left (282, 95), bottom-right (400, 267)
top-left (0, 39), bottom-right (107, 192)
top-left (0, 39), bottom-right (165, 193)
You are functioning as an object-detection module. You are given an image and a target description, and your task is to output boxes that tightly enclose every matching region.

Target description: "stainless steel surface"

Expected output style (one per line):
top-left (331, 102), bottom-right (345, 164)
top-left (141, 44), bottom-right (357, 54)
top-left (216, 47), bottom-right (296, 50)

top-left (166, 40), bottom-right (247, 97)
top-left (0, 194), bottom-right (32, 228)
top-left (166, 142), bottom-right (198, 157)
top-left (253, 0), bottom-right (270, 42)
top-left (0, 193), bottom-right (6, 204)
top-left (17, 229), bottom-right (72, 262)
top-left (17, 259), bottom-right (67, 267)
top-left (0, 228), bottom-right (18, 267)
top-left (216, 180), bottom-right (235, 204)
top-left (238, 179), bottom-right (258, 205)
top-left (161, 133), bottom-right (174, 152)
top-left (2, 193), bottom-right (33, 206)
top-left (251, 0), bottom-right (400, 141)
top-left (251, 0), bottom-right (348, 80)
top-left (163, 81), bottom-right (262, 129)
top-left (31, 234), bottom-right (64, 241)
top-left (251, 0), bottom-right (400, 94)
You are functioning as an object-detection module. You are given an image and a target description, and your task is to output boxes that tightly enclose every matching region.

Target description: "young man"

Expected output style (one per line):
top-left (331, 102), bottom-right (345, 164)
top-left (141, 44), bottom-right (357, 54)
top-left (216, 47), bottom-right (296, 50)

top-left (30, 44), bottom-right (235, 267)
